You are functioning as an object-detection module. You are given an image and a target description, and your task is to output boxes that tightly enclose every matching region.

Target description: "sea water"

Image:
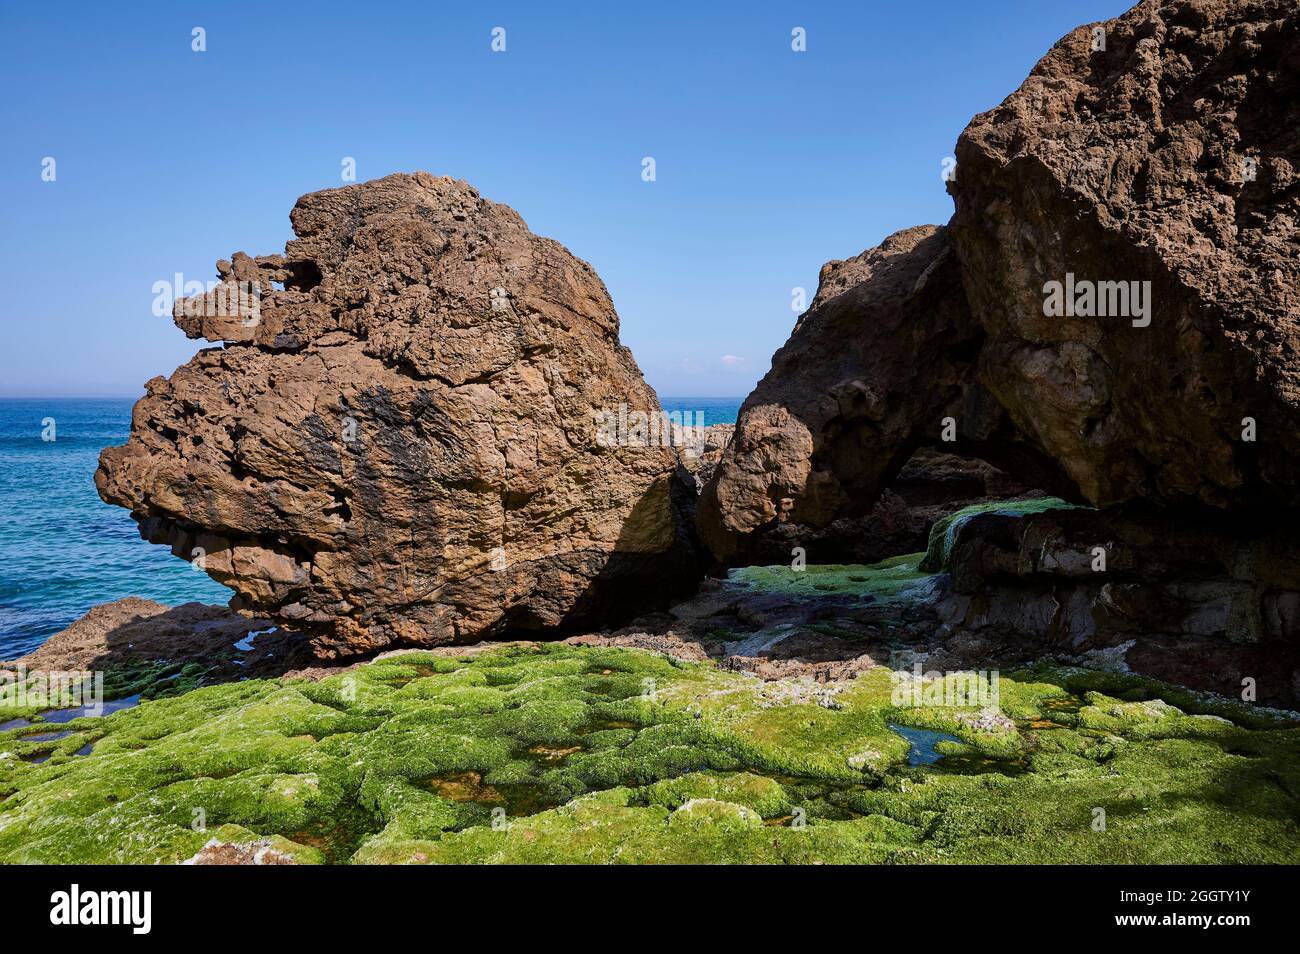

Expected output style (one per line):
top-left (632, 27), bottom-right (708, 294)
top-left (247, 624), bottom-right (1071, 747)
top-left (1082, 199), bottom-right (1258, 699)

top-left (0, 396), bottom-right (741, 657)
top-left (0, 399), bottom-right (233, 658)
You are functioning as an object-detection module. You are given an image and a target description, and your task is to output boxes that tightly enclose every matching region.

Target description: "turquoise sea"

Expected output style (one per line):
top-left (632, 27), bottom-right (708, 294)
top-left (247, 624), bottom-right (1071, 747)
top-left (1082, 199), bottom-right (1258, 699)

top-left (0, 396), bottom-right (740, 658)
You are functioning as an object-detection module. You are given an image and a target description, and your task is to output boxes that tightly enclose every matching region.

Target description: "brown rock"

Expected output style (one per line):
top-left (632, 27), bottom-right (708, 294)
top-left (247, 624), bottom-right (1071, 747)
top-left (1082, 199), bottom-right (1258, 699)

top-left (928, 503), bottom-right (1300, 704)
top-left (689, 0), bottom-right (1300, 703)
top-left (182, 839), bottom-right (297, 865)
top-left (699, 432), bottom-right (1038, 566)
top-left (2, 598), bottom-right (272, 672)
top-left (951, 0), bottom-right (1300, 510)
top-left (696, 226), bottom-right (985, 560)
top-left (701, 0), bottom-right (1300, 563)
top-left (96, 173), bottom-right (702, 656)
top-left (678, 423), bottom-right (734, 493)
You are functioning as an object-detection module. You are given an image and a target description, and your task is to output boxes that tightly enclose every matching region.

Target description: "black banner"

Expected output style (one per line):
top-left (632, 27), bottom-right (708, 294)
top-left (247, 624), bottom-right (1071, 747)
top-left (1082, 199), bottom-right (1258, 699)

top-left (0, 865), bottom-right (1282, 941)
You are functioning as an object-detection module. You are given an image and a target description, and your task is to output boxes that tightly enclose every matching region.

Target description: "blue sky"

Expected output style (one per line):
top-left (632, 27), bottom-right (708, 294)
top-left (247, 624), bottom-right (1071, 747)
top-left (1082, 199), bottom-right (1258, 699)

top-left (0, 0), bottom-right (1129, 399)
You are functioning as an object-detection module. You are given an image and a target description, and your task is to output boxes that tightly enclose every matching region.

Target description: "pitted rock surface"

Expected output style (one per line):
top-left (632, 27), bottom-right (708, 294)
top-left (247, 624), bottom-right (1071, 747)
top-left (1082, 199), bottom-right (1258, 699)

top-left (97, 172), bottom-right (700, 656)
top-left (951, 0), bottom-right (1300, 509)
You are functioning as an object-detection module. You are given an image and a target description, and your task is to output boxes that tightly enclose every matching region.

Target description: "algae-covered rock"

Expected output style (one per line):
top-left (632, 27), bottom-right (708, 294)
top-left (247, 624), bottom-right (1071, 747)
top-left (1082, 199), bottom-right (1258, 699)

top-left (668, 798), bottom-right (763, 832)
top-left (642, 771), bottom-right (792, 819)
top-left (1, 644), bottom-right (1296, 864)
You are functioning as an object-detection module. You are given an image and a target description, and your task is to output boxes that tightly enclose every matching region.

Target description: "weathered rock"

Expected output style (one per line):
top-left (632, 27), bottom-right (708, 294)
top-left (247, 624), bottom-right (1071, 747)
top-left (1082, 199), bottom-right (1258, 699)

top-left (0, 598), bottom-right (262, 672)
top-left (695, 223), bottom-right (1067, 562)
top-left (0, 598), bottom-right (343, 685)
top-left (951, 0), bottom-right (1300, 510)
top-left (97, 172), bottom-right (702, 656)
top-left (702, 0), bottom-right (1300, 565)
top-left (678, 423), bottom-right (734, 493)
top-left (927, 504), bottom-right (1300, 705)
top-left (697, 429), bottom-right (1037, 566)
top-left (183, 838), bottom-right (298, 866)
top-left (696, 226), bottom-right (988, 560)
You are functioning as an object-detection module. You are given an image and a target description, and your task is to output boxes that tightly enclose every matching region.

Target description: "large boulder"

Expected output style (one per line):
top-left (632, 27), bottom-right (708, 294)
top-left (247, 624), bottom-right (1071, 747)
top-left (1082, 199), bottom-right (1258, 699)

top-left (695, 226), bottom-right (985, 561)
top-left (696, 225), bottom-right (1066, 561)
top-left (701, 0), bottom-right (1300, 562)
top-left (97, 172), bottom-right (701, 656)
top-left (951, 0), bottom-right (1300, 510)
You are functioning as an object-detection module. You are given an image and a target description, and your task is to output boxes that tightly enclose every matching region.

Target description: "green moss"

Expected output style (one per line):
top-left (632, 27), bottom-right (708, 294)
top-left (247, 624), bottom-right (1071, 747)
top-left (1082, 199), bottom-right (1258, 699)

top-left (727, 553), bottom-right (933, 604)
top-left (1, 643), bottom-right (1296, 864)
top-left (0, 660), bottom-right (216, 725)
top-left (352, 786), bottom-right (922, 865)
top-left (640, 771), bottom-right (792, 818)
top-left (920, 497), bottom-right (1079, 572)
top-left (1012, 663), bottom-right (1298, 730)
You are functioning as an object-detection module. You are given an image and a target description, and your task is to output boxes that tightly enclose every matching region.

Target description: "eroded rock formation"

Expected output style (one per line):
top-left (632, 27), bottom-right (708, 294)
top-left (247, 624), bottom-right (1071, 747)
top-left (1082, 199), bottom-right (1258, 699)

top-left (703, 0), bottom-right (1300, 545)
top-left (698, 0), bottom-right (1300, 694)
top-left (696, 226), bottom-right (988, 560)
top-left (694, 429), bottom-right (1036, 566)
top-left (952, 0), bottom-right (1300, 510)
top-left (97, 172), bottom-right (701, 656)
top-left (695, 225), bottom-right (1068, 562)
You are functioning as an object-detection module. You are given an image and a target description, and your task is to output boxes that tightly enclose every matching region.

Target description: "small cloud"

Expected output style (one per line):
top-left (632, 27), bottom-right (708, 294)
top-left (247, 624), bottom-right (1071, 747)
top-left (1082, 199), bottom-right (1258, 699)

top-left (719, 354), bottom-right (746, 368)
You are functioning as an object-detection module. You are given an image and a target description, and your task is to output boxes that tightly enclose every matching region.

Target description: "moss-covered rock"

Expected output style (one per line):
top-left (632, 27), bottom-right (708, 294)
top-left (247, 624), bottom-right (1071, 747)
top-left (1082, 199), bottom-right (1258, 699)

top-left (919, 497), bottom-right (1079, 572)
top-left (0, 644), bottom-right (1295, 864)
top-left (728, 553), bottom-right (934, 604)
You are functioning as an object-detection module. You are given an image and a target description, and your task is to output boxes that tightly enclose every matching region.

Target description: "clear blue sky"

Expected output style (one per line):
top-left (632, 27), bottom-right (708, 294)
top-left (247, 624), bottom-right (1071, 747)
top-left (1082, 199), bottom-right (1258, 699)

top-left (0, 0), bottom-right (1128, 399)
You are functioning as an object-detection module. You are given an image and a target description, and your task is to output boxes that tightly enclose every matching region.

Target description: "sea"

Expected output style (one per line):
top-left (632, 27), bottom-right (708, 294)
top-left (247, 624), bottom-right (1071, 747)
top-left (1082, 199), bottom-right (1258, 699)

top-left (0, 396), bottom-right (741, 658)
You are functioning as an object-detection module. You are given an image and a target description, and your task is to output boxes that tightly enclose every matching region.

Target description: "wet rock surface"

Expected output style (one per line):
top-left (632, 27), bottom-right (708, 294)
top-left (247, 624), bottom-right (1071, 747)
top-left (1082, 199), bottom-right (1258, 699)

top-left (926, 504), bottom-right (1300, 705)
top-left (96, 172), bottom-right (702, 657)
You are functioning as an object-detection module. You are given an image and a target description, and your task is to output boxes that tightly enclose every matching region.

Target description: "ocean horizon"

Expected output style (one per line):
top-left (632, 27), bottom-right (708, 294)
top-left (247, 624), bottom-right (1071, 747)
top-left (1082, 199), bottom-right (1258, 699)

top-left (0, 395), bottom-right (742, 658)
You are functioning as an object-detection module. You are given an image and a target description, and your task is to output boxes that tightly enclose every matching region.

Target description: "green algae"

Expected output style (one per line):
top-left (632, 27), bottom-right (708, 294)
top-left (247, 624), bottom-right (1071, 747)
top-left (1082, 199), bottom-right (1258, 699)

top-left (0, 643), bottom-right (1296, 864)
top-left (728, 552), bottom-right (932, 604)
top-left (920, 496), bottom-right (1080, 573)
top-left (639, 771), bottom-right (793, 819)
top-left (0, 661), bottom-right (213, 724)
top-left (352, 784), bottom-right (923, 865)
top-left (1012, 662), bottom-right (1298, 730)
